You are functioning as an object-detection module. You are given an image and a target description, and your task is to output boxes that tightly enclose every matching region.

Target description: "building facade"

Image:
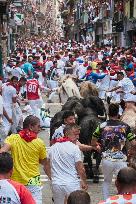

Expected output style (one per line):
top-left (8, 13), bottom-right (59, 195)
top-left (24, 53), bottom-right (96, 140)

top-left (60, 0), bottom-right (136, 47)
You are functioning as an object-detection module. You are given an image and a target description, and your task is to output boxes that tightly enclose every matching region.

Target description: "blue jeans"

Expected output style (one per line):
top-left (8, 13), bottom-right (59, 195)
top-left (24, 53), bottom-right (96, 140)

top-left (26, 185), bottom-right (42, 204)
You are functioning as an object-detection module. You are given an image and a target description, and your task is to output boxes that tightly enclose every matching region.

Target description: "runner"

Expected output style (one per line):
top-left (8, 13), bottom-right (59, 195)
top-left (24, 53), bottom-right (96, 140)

top-left (26, 73), bottom-right (43, 126)
top-left (0, 115), bottom-right (51, 204)
top-left (48, 124), bottom-right (88, 204)
top-left (91, 103), bottom-right (135, 200)
top-left (108, 71), bottom-right (135, 102)
top-left (2, 76), bottom-right (18, 136)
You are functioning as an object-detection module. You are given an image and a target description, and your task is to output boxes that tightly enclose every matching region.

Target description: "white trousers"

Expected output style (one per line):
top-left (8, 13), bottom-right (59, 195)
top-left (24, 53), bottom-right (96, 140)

top-left (26, 185), bottom-right (42, 204)
top-left (0, 122), bottom-right (7, 144)
top-left (12, 103), bottom-right (23, 133)
top-left (37, 72), bottom-right (44, 87)
top-left (52, 183), bottom-right (80, 204)
top-left (102, 159), bottom-right (127, 200)
top-left (29, 99), bottom-right (43, 126)
top-left (47, 80), bottom-right (58, 89)
top-left (2, 106), bottom-right (12, 136)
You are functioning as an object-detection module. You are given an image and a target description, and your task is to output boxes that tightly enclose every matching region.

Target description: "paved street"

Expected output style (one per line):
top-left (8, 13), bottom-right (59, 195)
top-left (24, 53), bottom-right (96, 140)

top-left (39, 102), bottom-right (116, 204)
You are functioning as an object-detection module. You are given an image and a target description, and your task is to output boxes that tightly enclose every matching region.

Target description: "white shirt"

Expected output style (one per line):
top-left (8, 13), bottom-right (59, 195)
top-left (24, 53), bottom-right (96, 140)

top-left (4, 66), bottom-right (13, 80)
top-left (11, 67), bottom-right (23, 79)
top-left (45, 61), bottom-right (53, 72)
top-left (77, 64), bottom-right (87, 79)
top-left (2, 84), bottom-right (16, 107)
top-left (57, 59), bottom-right (65, 70)
top-left (52, 124), bottom-right (65, 140)
top-left (118, 77), bottom-right (135, 93)
top-left (49, 141), bottom-right (82, 185)
top-left (0, 180), bottom-right (21, 204)
top-left (62, 56), bottom-right (69, 64)
top-left (99, 73), bottom-right (110, 90)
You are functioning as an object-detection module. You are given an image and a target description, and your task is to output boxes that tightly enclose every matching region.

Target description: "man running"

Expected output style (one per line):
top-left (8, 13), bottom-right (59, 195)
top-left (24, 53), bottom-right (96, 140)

top-left (91, 103), bottom-right (135, 200)
top-left (49, 124), bottom-right (88, 204)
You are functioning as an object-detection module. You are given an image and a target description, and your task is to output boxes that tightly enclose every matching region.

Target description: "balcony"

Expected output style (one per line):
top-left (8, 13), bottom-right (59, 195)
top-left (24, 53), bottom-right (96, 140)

top-left (112, 11), bottom-right (123, 25)
top-left (0, 3), bottom-right (7, 14)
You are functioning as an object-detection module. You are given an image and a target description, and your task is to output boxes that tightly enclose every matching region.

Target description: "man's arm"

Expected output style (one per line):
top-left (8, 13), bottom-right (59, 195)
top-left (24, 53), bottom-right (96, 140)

top-left (12, 96), bottom-right (17, 103)
top-left (75, 161), bottom-right (88, 191)
top-left (96, 74), bottom-right (106, 80)
top-left (76, 140), bottom-right (97, 151)
top-left (108, 86), bottom-right (121, 92)
top-left (40, 158), bottom-right (51, 180)
top-left (0, 143), bottom-right (11, 153)
top-left (131, 90), bottom-right (136, 95)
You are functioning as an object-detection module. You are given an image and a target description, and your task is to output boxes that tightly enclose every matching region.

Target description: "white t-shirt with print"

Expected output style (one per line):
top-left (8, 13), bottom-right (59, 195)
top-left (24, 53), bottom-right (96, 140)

top-left (0, 180), bottom-right (21, 204)
top-left (48, 141), bottom-right (82, 185)
top-left (52, 124), bottom-right (65, 140)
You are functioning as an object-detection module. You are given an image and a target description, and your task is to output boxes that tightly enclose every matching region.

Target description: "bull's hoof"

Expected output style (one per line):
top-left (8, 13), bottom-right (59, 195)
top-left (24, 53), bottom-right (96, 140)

top-left (93, 175), bottom-right (99, 183)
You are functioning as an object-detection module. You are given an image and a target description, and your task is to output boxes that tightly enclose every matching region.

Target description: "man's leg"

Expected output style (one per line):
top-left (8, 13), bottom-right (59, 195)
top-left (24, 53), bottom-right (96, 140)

top-left (2, 106), bottom-right (12, 136)
top-left (52, 184), bottom-right (66, 204)
top-left (102, 159), bottom-right (114, 200)
top-left (29, 99), bottom-right (43, 126)
top-left (26, 185), bottom-right (42, 204)
top-left (64, 183), bottom-right (80, 202)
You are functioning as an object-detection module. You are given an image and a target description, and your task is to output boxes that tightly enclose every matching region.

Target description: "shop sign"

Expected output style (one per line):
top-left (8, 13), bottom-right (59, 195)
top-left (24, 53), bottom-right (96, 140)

top-left (88, 27), bottom-right (93, 32)
top-left (14, 13), bottom-right (24, 25)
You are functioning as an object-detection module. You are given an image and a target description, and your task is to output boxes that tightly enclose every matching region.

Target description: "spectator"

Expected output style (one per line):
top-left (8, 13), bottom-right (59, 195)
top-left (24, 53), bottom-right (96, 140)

top-left (98, 167), bottom-right (136, 203)
top-left (67, 190), bottom-right (91, 204)
top-left (0, 152), bottom-right (35, 204)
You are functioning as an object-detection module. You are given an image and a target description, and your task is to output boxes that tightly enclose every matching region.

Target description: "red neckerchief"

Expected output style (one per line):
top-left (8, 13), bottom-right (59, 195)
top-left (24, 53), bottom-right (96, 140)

top-left (53, 137), bottom-right (71, 144)
top-left (7, 82), bottom-right (20, 93)
top-left (19, 129), bottom-right (37, 142)
top-left (7, 82), bottom-right (14, 87)
top-left (83, 63), bottom-right (88, 67)
top-left (103, 70), bottom-right (109, 74)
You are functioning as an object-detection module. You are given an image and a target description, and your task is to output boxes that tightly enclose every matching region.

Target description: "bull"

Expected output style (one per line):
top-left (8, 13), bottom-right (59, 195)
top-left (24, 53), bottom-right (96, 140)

top-left (50, 95), bottom-right (106, 182)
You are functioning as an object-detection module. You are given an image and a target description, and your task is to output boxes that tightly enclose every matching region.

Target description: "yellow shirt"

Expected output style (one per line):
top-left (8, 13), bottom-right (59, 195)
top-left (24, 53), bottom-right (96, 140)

top-left (5, 134), bottom-right (47, 185)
